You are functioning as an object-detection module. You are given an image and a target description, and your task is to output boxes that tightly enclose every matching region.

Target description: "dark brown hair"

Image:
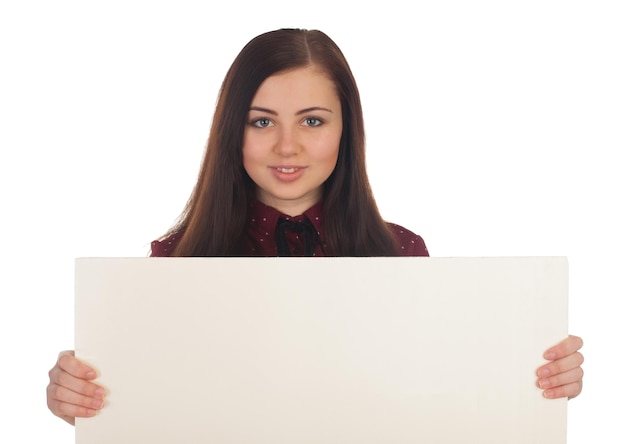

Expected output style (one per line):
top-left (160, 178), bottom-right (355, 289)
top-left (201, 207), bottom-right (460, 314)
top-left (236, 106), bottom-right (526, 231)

top-left (166, 28), bottom-right (399, 256)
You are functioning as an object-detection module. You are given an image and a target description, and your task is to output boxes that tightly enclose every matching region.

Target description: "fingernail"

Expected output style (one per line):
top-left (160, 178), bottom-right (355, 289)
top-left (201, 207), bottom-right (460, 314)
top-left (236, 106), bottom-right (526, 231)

top-left (95, 388), bottom-right (106, 398)
top-left (92, 399), bottom-right (104, 409)
top-left (86, 371), bottom-right (97, 379)
top-left (86, 409), bottom-right (98, 416)
top-left (538, 368), bottom-right (550, 377)
top-left (545, 352), bottom-right (556, 360)
top-left (543, 389), bottom-right (555, 399)
top-left (538, 378), bottom-right (551, 389)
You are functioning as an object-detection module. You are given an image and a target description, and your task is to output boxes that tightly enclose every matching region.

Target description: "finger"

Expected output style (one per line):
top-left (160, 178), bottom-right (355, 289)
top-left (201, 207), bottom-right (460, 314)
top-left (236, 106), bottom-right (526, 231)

top-left (542, 379), bottom-right (583, 399)
top-left (47, 383), bottom-right (103, 421)
top-left (537, 366), bottom-right (584, 392)
top-left (47, 383), bottom-right (105, 412)
top-left (49, 365), bottom-right (106, 399)
top-left (536, 351), bottom-right (584, 379)
top-left (543, 335), bottom-right (583, 360)
top-left (57, 350), bottom-right (98, 380)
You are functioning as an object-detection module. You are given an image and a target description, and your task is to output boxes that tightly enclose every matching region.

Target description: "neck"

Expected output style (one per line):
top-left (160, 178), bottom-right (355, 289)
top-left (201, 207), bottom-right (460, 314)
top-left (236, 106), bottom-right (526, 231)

top-left (256, 192), bottom-right (322, 217)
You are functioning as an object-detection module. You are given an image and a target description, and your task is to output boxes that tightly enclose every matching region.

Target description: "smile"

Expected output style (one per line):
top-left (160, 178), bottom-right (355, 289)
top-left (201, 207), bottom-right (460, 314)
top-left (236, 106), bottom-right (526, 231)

top-left (270, 166), bottom-right (307, 183)
top-left (275, 167), bottom-right (300, 173)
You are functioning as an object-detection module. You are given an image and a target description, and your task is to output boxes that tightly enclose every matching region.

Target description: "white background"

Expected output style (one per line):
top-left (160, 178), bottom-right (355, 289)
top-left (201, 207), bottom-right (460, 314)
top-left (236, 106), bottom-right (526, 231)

top-left (1, 1), bottom-right (624, 442)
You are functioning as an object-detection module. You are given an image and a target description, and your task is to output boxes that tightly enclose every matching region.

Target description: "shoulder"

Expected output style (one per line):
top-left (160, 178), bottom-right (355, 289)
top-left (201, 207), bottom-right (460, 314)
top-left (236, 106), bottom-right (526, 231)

top-left (150, 232), bottom-right (183, 257)
top-left (387, 223), bottom-right (429, 257)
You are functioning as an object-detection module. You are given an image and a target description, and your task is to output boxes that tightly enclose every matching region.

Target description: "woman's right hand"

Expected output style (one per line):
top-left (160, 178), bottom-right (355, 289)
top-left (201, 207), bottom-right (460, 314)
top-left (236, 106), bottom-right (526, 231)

top-left (47, 350), bottom-right (106, 425)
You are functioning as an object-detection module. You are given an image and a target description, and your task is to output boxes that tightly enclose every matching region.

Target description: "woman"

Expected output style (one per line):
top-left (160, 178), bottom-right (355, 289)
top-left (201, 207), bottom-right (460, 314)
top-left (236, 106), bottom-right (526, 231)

top-left (47, 28), bottom-right (584, 425)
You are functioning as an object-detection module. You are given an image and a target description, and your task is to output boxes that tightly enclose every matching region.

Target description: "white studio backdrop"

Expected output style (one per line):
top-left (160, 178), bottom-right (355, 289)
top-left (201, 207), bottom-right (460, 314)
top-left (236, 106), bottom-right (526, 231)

top-left (1, 1), bottom-right (624, 443)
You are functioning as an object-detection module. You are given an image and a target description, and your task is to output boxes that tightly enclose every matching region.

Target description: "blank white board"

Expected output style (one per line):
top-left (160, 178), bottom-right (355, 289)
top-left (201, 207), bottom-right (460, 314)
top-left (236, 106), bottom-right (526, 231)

top-left (75, 257), bottom-right (567, 443)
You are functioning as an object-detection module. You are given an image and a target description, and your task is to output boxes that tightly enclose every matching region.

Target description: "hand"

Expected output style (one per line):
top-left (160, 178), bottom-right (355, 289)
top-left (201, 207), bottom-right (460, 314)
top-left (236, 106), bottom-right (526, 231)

top-left (47, 350), bottom-right (106, 425)
top-left (536, 335), bottom-right (584, 399)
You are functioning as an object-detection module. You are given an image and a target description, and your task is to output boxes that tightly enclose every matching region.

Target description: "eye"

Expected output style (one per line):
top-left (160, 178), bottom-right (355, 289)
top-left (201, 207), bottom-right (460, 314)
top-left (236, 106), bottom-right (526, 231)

top-left (251, 118), bottom-right (273, 128)
top-left (303, 117), bottom-right (323, 127)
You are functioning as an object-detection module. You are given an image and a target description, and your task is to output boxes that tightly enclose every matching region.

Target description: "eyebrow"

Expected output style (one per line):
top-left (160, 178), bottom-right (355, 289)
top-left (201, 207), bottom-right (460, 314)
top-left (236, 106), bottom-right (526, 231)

top-left (249, 106), bottom-right (334, 115)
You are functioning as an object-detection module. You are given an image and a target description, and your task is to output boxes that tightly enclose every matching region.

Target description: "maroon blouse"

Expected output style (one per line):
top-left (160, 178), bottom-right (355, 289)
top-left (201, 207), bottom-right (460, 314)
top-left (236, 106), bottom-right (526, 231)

top-left (150, 200), bottom-right (428, 257)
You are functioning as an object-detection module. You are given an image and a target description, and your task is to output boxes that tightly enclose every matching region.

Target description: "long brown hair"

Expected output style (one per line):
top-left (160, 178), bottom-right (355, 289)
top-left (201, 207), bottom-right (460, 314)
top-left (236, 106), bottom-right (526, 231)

top-left (167, 28), bottom-right (399, 256)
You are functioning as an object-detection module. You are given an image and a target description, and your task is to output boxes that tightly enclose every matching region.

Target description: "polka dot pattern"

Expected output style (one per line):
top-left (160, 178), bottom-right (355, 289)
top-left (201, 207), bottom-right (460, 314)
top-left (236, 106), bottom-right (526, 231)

top-left (150, 202), bottom-right (428, 257)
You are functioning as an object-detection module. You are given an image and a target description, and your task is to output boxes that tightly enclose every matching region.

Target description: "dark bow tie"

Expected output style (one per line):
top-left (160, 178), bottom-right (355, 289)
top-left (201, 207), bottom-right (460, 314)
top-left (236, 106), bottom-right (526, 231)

top-left (275, 217), bottom-right (320, 257)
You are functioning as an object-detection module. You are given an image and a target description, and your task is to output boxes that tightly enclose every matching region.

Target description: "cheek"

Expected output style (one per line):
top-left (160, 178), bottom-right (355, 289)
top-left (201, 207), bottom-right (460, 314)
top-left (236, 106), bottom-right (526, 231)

top-left (316, 131), bottom-right (341, 166)
top-left (242, 132), bottom-right (261, 166)
top-left (241, 149), bottom-right (258, 182)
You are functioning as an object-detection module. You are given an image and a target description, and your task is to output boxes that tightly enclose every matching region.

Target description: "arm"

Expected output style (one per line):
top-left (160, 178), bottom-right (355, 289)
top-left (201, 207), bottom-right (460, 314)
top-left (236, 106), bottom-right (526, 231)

top-left (47, 350), bottom-right (106, 425)
top-left (536, 335), bottom-right (584, 399)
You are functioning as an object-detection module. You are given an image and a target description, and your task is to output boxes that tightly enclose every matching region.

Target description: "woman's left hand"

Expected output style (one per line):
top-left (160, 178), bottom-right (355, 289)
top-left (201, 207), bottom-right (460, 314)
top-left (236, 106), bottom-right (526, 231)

top-left (536, 335), bottom-right (584, 399)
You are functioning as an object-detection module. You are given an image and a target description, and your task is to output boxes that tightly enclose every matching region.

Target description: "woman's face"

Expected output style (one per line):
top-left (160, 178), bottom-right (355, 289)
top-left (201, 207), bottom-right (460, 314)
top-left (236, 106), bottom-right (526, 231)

top-left (242, 66), bottom-right (342, 216)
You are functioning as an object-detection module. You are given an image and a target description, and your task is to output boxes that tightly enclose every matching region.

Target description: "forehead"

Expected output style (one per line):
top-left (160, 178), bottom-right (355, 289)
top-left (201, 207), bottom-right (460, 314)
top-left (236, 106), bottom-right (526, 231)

top-left (251, 66), bottom-right (339, 107)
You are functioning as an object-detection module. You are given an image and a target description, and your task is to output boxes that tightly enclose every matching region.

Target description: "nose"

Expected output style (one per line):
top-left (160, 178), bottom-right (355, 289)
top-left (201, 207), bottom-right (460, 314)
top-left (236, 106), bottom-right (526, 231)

top-left (273, 126), bottom-right (301, 156)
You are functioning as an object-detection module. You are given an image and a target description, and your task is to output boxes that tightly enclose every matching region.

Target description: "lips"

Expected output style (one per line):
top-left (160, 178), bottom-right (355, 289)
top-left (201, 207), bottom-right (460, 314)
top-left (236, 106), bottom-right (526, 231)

top-left (270, 166), bottom-right (306, 182)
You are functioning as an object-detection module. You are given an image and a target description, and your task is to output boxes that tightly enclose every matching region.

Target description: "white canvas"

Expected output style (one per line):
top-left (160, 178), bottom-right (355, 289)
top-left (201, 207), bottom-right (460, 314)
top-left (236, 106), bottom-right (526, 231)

top-left (75, 257), bottom-right (568, 443)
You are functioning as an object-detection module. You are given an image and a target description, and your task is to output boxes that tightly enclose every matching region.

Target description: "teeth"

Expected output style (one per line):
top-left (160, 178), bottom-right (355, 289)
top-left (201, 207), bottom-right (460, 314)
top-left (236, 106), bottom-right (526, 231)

top-left (277, 167), bottom-right (297, 173)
